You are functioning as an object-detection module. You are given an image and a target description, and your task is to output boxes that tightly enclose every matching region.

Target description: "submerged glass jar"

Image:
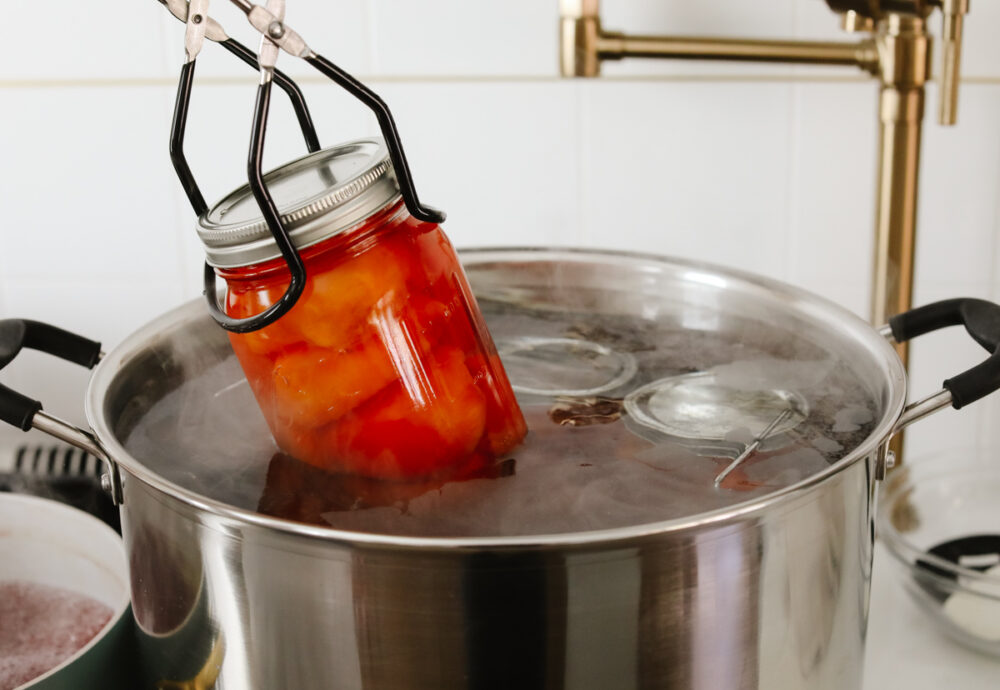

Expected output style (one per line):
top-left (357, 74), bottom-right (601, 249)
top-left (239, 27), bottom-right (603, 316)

top-left (198, 139), bottom-right (526, 480)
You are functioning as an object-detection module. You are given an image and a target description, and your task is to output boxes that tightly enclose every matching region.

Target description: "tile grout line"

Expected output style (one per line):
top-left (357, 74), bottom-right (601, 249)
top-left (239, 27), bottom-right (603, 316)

top-left (784, 82), bottom-right (801, 286)
top-left (5, 75), bottom-right (1000, 89)
top-left (783, 0), bottom-right (800, 285)
top-left (0, 262), bottom-right (6, 319)
top-left (575, 80), bottom-right (592, 247)
top-left (157, 10), bottom-right (193, 306)
top-left (980, 112), bottom-right (1000, 449)
top-left (365, 0), bottom-right (379, 76)
top-left (165, 73), bottom-right (195, 307)
top-left (989, 115), bottom-right (1000, 301)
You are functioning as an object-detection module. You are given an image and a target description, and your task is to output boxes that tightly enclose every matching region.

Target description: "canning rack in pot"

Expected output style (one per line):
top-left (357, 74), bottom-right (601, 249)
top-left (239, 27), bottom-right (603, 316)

top-left (158, 0), bottom-right (446, 333)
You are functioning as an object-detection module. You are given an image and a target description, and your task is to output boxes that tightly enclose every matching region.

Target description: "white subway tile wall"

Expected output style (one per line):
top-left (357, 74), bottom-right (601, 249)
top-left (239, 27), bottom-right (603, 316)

top-left (580, 80), bottom-right (793, 275)
top-left (787, 81), bottom-right (877, 318)
top-left (2, 1), bottom-right (999, 464)
top-left (370, 1), bottom-right (559, 76)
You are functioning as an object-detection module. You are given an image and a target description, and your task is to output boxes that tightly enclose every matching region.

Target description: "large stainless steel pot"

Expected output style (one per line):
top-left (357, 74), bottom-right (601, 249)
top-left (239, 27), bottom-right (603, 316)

top-left (3, 248), bottom-right (1000, 690)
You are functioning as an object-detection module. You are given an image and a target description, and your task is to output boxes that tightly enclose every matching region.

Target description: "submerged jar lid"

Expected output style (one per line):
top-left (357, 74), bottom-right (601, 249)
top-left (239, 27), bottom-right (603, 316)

top-left (197, 138), bottom-right (401, 268)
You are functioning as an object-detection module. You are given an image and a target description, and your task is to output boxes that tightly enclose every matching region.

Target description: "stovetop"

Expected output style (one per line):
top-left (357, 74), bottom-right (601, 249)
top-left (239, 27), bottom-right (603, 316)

top-left (0, 439), bottom-right (120, 532)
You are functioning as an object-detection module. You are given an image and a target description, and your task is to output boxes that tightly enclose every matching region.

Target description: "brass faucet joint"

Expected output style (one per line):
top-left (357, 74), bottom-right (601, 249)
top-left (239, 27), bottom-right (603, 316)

top-left (876, 14), bottom-right (931, 89)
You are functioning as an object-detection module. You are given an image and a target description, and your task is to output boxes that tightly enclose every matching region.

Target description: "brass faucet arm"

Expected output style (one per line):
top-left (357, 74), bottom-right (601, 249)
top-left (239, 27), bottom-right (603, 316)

top-left (594, 33), bottom-right (879, 74)
top-left (558, 1), bottom-right (879, 77)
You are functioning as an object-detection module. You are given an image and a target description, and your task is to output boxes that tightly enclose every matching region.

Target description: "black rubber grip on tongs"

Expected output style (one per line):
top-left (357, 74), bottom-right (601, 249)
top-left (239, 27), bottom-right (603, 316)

top-left (220, 39), bottom-right (321, 154)
top-left (201, 79), bottom-right (309, 334)
top-left (0, 320), bottom-right (102, 430)
top-left (304, 53), bottom-right (446, 225)
top-left (888, 298), bottom-right (1000, 409)
top-left (168, 39), bottom-right (323, 334)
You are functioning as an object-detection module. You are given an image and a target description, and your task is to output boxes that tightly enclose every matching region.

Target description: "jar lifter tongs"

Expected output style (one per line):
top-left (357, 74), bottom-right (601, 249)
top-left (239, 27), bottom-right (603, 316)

top-left (158, 0), bottom-right (446, 333)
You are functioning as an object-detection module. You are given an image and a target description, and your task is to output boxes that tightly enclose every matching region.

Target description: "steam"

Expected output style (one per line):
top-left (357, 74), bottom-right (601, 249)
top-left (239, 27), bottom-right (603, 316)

top-left (120, 268), bottom-right (883, 538)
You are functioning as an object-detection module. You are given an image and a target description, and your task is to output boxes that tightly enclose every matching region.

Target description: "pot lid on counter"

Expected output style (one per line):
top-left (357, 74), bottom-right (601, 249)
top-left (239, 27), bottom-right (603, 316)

top-left (96, 249), bottom-right (904, 541)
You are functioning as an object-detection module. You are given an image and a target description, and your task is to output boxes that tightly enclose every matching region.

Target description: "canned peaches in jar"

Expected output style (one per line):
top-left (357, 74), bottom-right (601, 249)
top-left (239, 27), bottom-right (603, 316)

top-left (199, 140), bottom-right (526, 480)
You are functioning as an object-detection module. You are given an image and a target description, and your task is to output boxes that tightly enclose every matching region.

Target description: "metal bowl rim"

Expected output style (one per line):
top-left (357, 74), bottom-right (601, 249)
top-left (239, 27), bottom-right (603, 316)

top-left (878, 461), bottom-right (1000, 590)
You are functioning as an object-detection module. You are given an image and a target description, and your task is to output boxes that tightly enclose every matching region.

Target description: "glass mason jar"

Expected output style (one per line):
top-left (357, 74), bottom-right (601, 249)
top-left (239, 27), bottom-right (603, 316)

top-left (198, 139), bottom-right (526, 481)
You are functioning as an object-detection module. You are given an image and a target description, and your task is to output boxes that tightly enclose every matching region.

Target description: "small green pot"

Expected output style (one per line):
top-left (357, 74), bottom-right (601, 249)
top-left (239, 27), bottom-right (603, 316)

top-left (0, 493), bottom-right (135, 690)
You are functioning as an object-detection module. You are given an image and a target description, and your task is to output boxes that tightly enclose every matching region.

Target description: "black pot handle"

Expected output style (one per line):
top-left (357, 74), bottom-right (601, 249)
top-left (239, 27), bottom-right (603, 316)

top-left (0, 319), bottom-right (102, 431)
top-left (888, 298), bottom-right (1000, 410)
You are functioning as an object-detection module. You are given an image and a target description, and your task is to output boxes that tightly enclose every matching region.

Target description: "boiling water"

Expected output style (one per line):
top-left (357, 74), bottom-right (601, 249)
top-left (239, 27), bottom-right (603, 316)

top-left (124, 297), bottom-right (880, 537)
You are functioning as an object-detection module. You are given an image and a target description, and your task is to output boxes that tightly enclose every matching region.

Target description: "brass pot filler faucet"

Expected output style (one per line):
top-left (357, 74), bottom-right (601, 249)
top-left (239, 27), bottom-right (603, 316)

top-left (560, 0), bottom-right (969, 463)
top-left (560, 0), bottom-right (969, 370)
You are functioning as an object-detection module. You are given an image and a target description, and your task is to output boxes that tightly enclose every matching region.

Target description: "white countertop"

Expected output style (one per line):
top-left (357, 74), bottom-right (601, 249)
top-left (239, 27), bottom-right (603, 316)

top-left (864, 544), bottom-right (999, 689)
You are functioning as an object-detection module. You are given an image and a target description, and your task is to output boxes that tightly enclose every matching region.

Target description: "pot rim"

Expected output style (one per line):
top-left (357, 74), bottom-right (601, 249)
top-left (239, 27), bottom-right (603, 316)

top-left (85, 246), bottom-right (907, 550)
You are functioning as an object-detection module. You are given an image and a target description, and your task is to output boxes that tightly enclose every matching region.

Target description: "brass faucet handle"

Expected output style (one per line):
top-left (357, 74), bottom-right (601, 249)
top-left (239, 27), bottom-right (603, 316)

top-left (935, 0), bottom-right (969, 125)
top-left (841, 10), bottom-right (876, 33)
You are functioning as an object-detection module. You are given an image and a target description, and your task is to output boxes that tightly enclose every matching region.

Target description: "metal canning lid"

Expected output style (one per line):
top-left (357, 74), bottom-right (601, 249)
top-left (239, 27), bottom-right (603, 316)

top-left (197, 138), bottom-right (401, 268)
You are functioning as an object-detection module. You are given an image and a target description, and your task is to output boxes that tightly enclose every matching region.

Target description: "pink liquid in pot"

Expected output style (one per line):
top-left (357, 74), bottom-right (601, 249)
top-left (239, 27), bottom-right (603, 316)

top-left (0, 581), bottom-right (113, 690)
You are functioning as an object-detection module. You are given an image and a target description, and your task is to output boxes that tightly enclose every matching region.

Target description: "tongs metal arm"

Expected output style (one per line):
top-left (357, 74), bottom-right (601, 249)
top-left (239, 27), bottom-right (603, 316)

top-left (170, 61), bottom-right (208, 215)
top-left (305, 53), bottom-right (445, 225)
top-left (158, 0), bottom-right (321, 332)
top-left (161, 0), bottom-right (446, 332)
top-left (205, 0), bottom-right (444, 332)
top-left (159, 0), bottom-right (320, 157)
top-left (168, 41), bottom-right (321, 215)
top-left (220, 39), bottom-right (320, 152)
top-left (225, 0), bottom-right (445, 225)
top-left (202, 77), bottom-right (308, 333)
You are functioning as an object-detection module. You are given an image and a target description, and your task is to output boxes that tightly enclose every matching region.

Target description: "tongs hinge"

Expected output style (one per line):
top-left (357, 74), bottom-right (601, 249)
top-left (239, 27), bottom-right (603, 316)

top-left (244, 3), bottom-right (311, 60)
top-left (159, 0), bottom-right (229, 47)
top-left (183, 0), bottom-right (211, 62)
